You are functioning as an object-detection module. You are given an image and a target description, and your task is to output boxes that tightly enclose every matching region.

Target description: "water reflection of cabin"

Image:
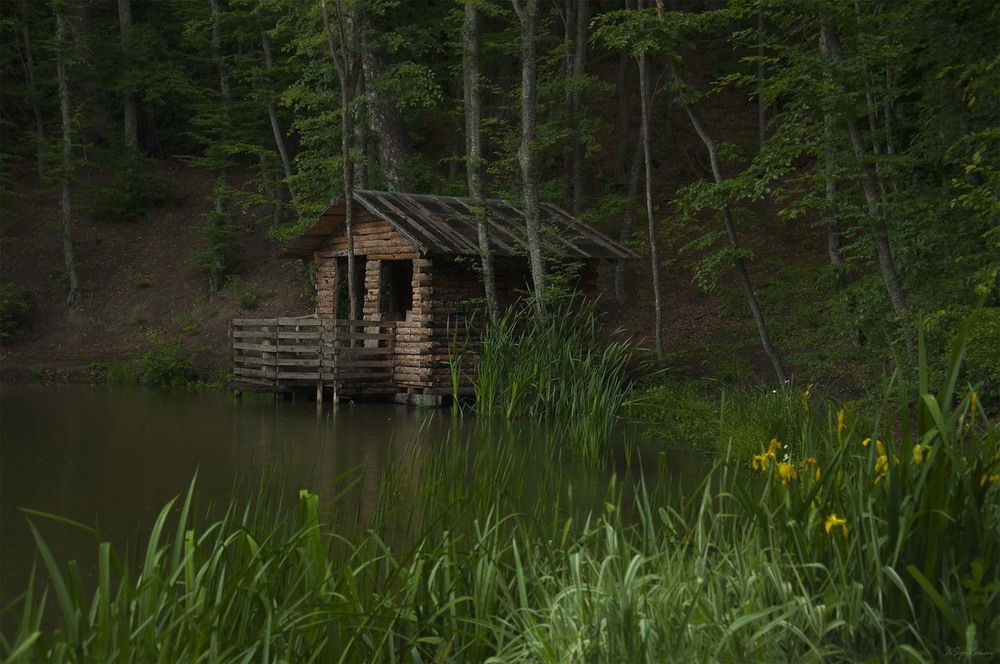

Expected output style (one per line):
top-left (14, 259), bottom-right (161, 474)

top-left (230, 190), bottom-right (635, 405)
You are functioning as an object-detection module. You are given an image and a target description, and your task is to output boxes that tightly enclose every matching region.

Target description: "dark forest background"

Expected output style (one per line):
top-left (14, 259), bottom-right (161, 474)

top-left (0, 0), bottom-right (997, 398)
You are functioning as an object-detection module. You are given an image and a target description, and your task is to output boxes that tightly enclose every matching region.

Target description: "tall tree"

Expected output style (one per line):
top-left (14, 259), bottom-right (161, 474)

top-left (570, 0), bottom-right (589, 215)
top-left (512, 0), bottom-right (545, 318)
top-left (18, 0), bottom-right (46, 180)
top-left (818, 17), bottom-right (909, 325)
top-left (53, 0), bottom-right (79, 305)
top-left (117, 0), bottom-right (138, 155)
top-left (321, 0), bottom-right (359, 319)
top-left (254, 4), bottom-right (296, 203)
top-left (357, 7), bottom-right (410, 190)
top-left (463, 0), bottom-right (498, 323)
top-left (637, 50), bottom-right (664, 361)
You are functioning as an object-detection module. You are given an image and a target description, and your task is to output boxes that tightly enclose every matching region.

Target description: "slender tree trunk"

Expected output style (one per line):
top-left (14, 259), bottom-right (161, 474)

top-left (321, 0), bottom-right (358, 319)
top-left (613, 50), bottom-right (630, 180)
top-left (757, 8), bottom-right (766, 149)
top-left (19, 0), bottom-right (45, 180)
top-left (561, 0), bottom-right (574, 202)
top-left (823, 98), bottom-right (864, 347)
top-left (681, 101), bottom-right (787, 383)
top-left (638, 53), bottom-right (664, 362)
top-left (513, 0), bottom-right (546, 318)
top-left (117, 0), bottom-right (139, 154)
top-left (54, 2), bottom-right (78, 305)
top-left (358, 9), bottom-right (409, 190)
top-left (209, 0), bottom-right (230, 218)
top-left (571, 0), bottom-right (589, 215)
top-left (614, 132), bottom-right (643, 307)
top-left (256, 8), bottom-right (296, 202)
top-left (463, 1), bottom-right (498, 323)
top-left (819, 19), bottom-right (910, 324)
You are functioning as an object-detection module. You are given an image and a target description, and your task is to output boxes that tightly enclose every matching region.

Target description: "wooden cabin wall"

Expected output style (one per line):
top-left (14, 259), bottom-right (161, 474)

top-left (313, 210), bottom-right (420, 317)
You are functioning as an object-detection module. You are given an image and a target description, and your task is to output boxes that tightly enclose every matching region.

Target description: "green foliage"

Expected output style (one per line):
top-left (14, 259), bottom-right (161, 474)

top-left (125, 267), bottom-right (151, 288)
top-left (628, 378), bottom-right (720, 451)
top-left (473, 296), bottom-right (637, 463)
top-left (81, 154), bottom-right (169, 223)
top-left (226, 276), bottom-right (261, 310)
top-left (924, 306), bottom-right (1000, 413)
top-left (0, 279), bottom-right (31, 340)
top-left (191, 208), bottom-right (240, 293)
top-left (105, 329), bottom-right (197, 389)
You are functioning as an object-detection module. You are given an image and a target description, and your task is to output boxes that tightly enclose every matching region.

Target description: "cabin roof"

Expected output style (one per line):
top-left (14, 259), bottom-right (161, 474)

top-left (282, 190), bottom-right (638, 260)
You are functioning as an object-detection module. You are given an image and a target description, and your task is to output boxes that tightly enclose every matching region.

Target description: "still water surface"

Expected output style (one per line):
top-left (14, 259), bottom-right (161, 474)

top-left (1, 384), bottom-right (705, 604)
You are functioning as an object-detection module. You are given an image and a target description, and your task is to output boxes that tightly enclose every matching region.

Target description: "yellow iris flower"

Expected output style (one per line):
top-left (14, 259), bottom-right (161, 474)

top-left (825, 513), bottom-right (848, 537)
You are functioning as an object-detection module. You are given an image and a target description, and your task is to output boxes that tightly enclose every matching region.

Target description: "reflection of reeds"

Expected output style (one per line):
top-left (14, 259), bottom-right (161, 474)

top-left (473, 295), bottom-right (637, 463)
top-left (6, 315), bottom-right (997, 662)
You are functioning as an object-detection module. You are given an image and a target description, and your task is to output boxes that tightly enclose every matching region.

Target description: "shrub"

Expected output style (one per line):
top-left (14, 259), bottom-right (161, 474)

top-left (105, 329), bottom-right (197, 388)
top-left (0, 279), bottom-right (30, 340)
top-left (83, 154), bottom-right (168, 223)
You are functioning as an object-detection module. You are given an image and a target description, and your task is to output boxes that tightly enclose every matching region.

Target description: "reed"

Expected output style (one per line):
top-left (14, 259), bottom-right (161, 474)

top-left (3, 315), bottom-right (996, 662)
top-left (473, 295), bottom-right (637, 463)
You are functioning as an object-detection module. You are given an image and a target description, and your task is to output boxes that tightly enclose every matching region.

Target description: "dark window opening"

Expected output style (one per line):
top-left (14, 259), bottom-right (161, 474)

top-left (379, 260), bottom-right (413, 321)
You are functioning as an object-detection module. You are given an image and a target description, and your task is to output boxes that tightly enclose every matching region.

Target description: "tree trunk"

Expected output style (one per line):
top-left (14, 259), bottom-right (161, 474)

top-left (321, 0), bottom-right (358, 319)
top-left (613, 50), bottom-right (630, 180)
top-left (117, 0), bottom-right (139, 155)
top-left (570, 0), bottom-right (589, 215)
top-left (463, 1), bottom-right (499, 323)
top-left (637, 53), bottom-right (664, 361)
top-left (209, 0), bottom-right (230, 217)
top-left (823, 102), bottom-right (864, 347)
top-left (681, 102), bottom-right (787, 383)
top-left (19, 0), bottom-right (45, 180)
top-left (561, 0), bottom-right (574, 203)
top-left (54, 2), bottom-right (79, 305)
top-left (358, 9), bottom-right (410, 190)
top-left (614, 127), bottom-right (643, 307)
top-left (819, 19), bottom-right (910, 324)
top-left (513, 0), bottom-right (545, 318)
top-left (757, 9), bottom-right (766, 149)
top-left (256, 8), bottom-right (296, 202)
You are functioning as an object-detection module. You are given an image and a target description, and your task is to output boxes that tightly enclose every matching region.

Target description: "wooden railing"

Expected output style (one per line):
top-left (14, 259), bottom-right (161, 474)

top-left (231, 317), bottom-right (397, 396)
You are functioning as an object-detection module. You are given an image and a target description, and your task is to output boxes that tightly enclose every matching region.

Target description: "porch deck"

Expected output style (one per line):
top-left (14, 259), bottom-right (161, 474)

top-left (230, 316), bottom-right (399, 401)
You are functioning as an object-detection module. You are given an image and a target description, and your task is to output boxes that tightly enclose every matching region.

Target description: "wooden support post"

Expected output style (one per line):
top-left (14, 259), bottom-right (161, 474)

top-left (316, 381), bottom-right (323, 415)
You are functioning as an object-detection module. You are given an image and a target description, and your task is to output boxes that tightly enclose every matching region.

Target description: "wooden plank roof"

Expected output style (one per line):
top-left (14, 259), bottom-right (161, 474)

top-left (283, 190), bottom-right (638, 260)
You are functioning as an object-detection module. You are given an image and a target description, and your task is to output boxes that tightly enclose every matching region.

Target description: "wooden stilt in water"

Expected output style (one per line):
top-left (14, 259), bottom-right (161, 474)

top-left (316, 381), bottom-right (323, 415)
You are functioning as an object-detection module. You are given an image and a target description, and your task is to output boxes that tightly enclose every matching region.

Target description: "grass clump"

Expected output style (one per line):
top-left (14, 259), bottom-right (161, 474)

top-left (473, 296), bottom-right (637, 463)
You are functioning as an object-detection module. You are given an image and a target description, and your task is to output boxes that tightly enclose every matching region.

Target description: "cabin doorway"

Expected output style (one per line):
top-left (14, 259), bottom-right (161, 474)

top-left (380, 260), bottom-right (414, 321)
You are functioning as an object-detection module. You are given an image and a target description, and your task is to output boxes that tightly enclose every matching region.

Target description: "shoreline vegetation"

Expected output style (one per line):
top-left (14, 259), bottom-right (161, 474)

top-left (2, 311), bottom-right (998, 662)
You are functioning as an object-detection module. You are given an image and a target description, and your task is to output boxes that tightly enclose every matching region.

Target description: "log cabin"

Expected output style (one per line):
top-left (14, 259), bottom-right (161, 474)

top-left (231, 190), bottom-right (636, 405)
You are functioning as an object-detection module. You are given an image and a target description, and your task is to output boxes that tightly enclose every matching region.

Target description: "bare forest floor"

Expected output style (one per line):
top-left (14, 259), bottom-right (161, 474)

top-left (0, 161), bottom-right (311, 383)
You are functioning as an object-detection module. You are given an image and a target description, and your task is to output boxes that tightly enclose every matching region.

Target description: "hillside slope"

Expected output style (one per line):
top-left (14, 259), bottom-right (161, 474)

top-left (1, 161), bottom-right (311, 381)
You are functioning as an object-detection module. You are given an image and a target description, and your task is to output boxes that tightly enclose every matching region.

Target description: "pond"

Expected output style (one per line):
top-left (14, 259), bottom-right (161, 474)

top-left (0, 384), bottom-right (708, 610)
